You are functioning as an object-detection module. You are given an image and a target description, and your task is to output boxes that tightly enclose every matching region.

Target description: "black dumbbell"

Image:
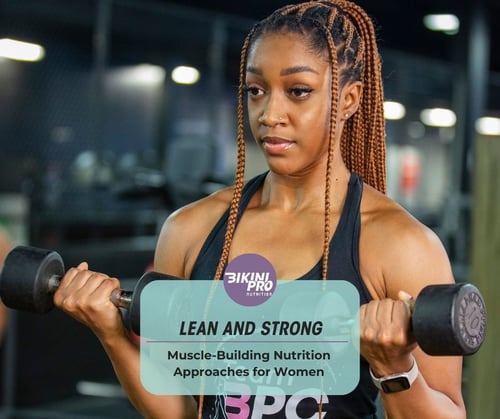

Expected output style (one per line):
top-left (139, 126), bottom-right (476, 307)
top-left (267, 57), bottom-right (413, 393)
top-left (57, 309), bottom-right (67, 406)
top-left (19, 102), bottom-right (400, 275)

top-left (412, 283), bottom-right (486, 355)
top-left (0, 245), bottom-right (176, 335)
top-left (279, 283), bottom-right (486, 357)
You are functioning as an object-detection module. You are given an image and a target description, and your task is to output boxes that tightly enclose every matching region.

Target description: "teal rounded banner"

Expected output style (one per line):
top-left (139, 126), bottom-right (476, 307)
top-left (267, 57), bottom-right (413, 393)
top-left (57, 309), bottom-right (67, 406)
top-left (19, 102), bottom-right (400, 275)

top-left (140, 279), bottom-right (360, 396)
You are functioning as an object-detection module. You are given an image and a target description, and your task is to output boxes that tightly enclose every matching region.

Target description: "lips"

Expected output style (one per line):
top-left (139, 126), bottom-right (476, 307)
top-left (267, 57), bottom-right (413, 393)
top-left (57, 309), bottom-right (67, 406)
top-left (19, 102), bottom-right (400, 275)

top-left (261, 136), bottom-right (295, 154)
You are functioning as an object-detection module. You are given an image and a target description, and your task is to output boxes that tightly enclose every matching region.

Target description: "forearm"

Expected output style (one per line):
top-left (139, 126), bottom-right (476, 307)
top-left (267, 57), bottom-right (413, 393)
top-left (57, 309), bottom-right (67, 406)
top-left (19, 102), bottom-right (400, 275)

top-left (380, 375), bottom-right (465, 419)
top-left (51, 266), bottom-right (198, 418)
top-left (100, 333), bottom-right (197, 419)
top-left (361, 282), bottom-right (466, 419)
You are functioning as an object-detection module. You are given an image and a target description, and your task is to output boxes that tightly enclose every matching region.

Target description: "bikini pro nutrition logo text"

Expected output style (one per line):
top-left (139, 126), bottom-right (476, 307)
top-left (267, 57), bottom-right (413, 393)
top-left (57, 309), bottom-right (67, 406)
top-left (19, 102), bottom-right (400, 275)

top-left (223, 254), bottom-right (277, 306)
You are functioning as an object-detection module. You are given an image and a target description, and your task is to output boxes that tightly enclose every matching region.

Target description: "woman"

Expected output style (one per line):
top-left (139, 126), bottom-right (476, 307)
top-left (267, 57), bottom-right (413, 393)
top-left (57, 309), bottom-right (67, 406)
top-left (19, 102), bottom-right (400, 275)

top-left (54, 1), bottom-right (466, 417)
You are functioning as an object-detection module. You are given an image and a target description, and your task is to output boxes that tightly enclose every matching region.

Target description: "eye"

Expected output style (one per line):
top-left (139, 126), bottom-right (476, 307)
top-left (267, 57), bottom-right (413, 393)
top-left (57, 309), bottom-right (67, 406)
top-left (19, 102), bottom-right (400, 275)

top-left (288, 86), bottom-right (313, 99)
top-left (243, 85), bottom-right (265, 97)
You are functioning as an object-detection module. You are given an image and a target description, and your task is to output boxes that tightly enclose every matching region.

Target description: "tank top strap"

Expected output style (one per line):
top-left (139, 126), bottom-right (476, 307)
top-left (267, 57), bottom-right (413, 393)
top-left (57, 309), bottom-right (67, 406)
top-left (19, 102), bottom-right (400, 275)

top-left (328, 173), bottom-right (372, 303)
top-left (190, 172), bottom-right (268, 280)
top-left (330, 173), bottom-right (363, 256)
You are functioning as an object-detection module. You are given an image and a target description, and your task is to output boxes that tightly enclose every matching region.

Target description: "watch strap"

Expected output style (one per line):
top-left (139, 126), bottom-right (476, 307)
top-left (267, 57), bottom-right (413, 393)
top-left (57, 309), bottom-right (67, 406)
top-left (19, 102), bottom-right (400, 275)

top-left (369, 359), bottom-right (419, 393)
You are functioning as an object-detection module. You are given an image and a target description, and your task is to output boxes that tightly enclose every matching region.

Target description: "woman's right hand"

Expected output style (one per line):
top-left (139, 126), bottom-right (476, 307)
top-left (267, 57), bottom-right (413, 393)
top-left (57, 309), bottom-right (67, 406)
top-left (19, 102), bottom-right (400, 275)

top-left (53, 262), bottom-right (127, 343)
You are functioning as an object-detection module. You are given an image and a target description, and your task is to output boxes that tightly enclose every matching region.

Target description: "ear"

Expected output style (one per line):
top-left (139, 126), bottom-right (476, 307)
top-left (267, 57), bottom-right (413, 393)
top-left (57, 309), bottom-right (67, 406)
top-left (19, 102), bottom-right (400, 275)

top-left (339, 81), bottom-right (362, 120)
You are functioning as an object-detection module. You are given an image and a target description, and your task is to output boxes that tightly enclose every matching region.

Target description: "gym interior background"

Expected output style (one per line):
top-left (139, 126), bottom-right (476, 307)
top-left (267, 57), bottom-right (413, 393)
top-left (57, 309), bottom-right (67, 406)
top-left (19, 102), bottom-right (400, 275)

top-left (0, 0), bottom-right (498, 417)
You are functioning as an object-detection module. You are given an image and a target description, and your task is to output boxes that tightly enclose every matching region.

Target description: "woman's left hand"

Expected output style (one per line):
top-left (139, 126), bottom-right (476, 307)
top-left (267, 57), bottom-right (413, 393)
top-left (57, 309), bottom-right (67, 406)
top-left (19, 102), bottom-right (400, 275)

top-left (359, 292), bottom-right (418, 376)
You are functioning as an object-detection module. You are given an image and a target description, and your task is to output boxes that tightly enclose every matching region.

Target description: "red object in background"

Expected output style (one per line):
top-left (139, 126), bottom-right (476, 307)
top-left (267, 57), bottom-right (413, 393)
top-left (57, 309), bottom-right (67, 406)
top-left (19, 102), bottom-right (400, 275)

top-left (400, 151), bottom-right (421, 196)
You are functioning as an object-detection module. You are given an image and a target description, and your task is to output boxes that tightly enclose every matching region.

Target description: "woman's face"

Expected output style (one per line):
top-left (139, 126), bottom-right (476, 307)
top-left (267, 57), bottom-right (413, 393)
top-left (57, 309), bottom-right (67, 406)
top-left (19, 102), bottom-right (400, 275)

top-left (245, 32), bottom-right (333, 176)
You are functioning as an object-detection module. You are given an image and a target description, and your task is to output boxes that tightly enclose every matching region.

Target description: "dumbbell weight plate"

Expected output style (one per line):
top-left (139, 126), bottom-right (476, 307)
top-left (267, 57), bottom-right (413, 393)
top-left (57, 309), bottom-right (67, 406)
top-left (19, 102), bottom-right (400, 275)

top-left (0, 245), bottom-right (65, 313)
top-left (127, 271), bottom-right (187, 336)
top-left (128, 271), bottom-right (159, 336)
top-left (412, 283), bottom-right (487, 356)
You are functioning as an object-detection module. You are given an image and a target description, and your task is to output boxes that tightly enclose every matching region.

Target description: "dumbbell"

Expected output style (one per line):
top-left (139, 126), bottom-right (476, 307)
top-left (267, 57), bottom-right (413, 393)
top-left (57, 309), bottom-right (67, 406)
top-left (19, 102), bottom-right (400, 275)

top-left (412, 283), bottom-right (486, 355)
top-left (280, 282), bottom-right (487, 357)
top-left (0, 245), bottom-right (176, 335)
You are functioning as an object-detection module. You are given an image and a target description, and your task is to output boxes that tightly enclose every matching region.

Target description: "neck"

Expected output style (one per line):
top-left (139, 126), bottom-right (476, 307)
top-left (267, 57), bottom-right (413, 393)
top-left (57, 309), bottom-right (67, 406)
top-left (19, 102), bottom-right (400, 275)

top-left (260, 162), bottom-right (351, 213)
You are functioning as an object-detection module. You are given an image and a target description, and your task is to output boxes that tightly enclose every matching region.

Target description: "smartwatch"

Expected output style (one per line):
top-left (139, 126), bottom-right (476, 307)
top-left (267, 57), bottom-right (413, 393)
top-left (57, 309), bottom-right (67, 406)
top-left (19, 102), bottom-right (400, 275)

top-left (369, 360), bottom-right (419, 393)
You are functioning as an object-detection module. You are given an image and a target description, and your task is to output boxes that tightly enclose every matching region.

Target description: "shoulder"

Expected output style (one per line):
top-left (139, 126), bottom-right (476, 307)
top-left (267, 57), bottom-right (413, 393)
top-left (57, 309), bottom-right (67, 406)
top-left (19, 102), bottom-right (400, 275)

top-left (359, 183), bottom-right (454, 299)
top-left (167, 186), bottom-right (234, 230)
top-left (153, 186), bottom-right (234, 277)
top-left (360, 183), bottom-right (431, 241)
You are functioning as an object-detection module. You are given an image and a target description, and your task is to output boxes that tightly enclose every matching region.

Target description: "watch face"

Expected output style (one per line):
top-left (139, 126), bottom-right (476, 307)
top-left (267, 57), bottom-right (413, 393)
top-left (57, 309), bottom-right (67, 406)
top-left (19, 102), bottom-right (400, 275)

top-left (381, 377), bottom-right (411, 393)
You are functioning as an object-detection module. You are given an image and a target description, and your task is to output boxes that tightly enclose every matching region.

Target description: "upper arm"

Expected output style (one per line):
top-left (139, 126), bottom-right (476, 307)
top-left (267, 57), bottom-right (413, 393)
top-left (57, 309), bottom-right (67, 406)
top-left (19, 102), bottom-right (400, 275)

top-left (153, 209), bottom-right (191, 278)
top-left (379, 214), bottom-right (464, 408)
top-left (360, 189), bottom-right (464, 409)
top-left (382, 219), bottom-right (455, 300)
top-left (153, 188), bottom-right (233, 278)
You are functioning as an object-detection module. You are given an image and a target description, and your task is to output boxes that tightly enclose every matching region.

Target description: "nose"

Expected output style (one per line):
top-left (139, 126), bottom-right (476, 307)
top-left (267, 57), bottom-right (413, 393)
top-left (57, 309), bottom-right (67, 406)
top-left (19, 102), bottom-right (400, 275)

top-left (258, 94), bottom-right (286, 126)
top-left (258, 113), bottom-right (285, 125)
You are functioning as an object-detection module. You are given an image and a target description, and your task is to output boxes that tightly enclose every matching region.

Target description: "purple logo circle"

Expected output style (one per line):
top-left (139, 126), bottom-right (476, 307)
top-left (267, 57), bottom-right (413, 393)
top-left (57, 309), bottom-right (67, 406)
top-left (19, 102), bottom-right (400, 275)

top-left (223, 253), bottom-right (277, 306)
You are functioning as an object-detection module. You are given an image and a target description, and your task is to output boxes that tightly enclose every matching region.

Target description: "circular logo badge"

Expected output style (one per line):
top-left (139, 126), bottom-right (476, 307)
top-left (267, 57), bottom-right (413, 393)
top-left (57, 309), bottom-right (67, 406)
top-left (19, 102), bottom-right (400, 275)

top-left (223, 253), bottom-right (277, 306)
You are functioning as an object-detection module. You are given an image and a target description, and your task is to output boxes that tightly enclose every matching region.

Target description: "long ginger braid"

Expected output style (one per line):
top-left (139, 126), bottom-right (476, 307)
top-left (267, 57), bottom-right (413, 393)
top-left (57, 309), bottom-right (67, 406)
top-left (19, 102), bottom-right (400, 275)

top-left (321, 16), bottom-right (341, 281)
top-left (213, 27), bottom-right (254, 282)
top-left (340, 1), bottom-right (386, 193)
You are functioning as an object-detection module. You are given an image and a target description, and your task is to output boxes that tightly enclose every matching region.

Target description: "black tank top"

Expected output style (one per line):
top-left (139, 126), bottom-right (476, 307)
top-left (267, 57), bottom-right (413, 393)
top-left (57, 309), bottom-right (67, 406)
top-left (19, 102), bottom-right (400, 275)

top-left (191, 172), bottom-right (378, 418)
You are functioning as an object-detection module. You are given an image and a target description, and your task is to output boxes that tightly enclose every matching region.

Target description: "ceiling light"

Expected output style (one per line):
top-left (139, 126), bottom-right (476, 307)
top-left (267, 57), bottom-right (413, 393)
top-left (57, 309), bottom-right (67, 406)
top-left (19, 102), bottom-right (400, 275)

top-left (129, 64), bottom-right (165, 84)
top-left (475, 117), bottom-right (500, 136)
top-left (0, 38), bottom-right (45, 62)
top-left (384, 101), bottom-right (406, 120)
top-left (420, 108), bottom-right (456, 128)
top-left (171, 66), bottom-right (200, 85)
top-left (423, 14), bottom-right (460, 35)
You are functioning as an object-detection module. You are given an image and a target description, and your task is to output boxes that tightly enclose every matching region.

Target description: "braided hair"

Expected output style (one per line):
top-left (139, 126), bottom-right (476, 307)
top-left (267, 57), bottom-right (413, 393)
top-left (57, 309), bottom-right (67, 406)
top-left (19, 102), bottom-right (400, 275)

top-left (214, 0), bottom-right (386, 282)
top-left (201, 1), bottom-right (386, 416)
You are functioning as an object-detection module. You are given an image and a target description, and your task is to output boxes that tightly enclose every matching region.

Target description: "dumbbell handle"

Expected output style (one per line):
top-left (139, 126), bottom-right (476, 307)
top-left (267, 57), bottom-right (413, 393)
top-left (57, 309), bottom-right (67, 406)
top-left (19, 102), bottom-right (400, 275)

top-left (46, 275), bottom-right (134, 309)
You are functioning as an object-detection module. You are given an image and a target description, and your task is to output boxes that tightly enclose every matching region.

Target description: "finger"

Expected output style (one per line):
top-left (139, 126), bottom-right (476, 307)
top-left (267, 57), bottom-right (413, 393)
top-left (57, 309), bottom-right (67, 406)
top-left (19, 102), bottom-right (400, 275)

top-left (377, 299), bottom-right (397, 325)
top-left (75, 271), bottom-right (112, 296)
top-left (390, 298), bottom-right (417, 346)
top-left (58, 263), bottom-right (90, 290)
top-left (391, 299), bottom-right (412, 326)
top-left (56, 269), bottom-right (109, 306)
top-left (362, 299), bottom-right (380, 322)
top-left (57, 272), bottom-right (114, 313)
top-left (77, 261), bottom-right (89, 270)
top-left (398, 290), bottom-right (415, 315)
top-left (62, 263), bottom-right (91, 292)
top-left (360, 300), bottom-right (387, 343)
top-left (55, 267), bottom-right (82, 300)
top-left (89, 277), bottom-right (121, 307)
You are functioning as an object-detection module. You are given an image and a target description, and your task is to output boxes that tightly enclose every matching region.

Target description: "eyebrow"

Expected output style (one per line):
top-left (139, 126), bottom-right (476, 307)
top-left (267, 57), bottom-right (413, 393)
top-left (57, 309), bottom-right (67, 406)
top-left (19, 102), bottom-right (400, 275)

top-left (246, 65), bottom-right (319, 76)
top-left (280, 65), bottom-right (319, 76)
